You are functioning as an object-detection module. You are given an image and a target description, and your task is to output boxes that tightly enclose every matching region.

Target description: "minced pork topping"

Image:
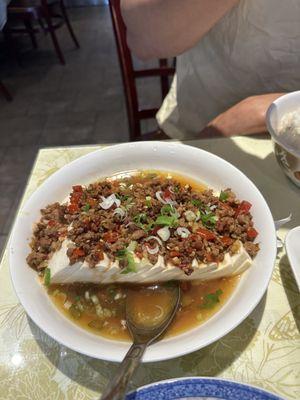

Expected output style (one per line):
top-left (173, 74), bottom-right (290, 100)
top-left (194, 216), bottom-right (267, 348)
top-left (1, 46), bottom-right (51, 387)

top-left (27, 172), bottom-right (259, 275)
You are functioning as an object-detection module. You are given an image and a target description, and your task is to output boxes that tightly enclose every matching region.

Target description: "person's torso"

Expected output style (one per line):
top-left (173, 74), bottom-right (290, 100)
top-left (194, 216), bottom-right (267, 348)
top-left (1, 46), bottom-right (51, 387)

top-left (158, 0), bottom-right (300, 137)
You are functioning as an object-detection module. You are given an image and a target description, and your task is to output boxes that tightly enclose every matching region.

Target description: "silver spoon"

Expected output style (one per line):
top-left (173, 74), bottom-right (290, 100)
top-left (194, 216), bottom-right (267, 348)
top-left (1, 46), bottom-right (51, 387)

top-left (100, 282), bottom-right (181, 400)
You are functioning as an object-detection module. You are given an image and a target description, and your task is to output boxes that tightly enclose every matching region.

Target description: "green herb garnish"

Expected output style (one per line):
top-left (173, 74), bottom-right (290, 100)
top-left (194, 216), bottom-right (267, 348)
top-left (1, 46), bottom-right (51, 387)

top-left (116, 249), bottom-right (127, 258)
top-left (145, 196), bottom-right (152, 207)
top-left (219, 191), bottom-right (229, 202)
top-left (133, 213), bottom-right (154, 231)
top-left (201, 212), bottom-right (218, 227)
top-left (121, 252), bottom-right (137, 274)
top-left (154, 215), bottom-right (178, 227)
top-left (44, 268), bottom-right (51, 287)
top-left (116, 246), bottom-right (137, 274)
top-left (121, 195), bottom-right (132, 202)
top-left (160, 204), bottom-right (174, 215)
top-left (200, 289), bottom-right (223, 309)
top-left (191, 199), bottom-right (202, 207)
top-left (82, 204), bottom-right (90, 212)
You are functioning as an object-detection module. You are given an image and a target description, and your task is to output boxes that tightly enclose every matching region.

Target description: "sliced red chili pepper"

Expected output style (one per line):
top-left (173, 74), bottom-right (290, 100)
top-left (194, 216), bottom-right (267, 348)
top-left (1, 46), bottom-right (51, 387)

top-left (72, 185), bottom-right (83, 192)
top-left (196, 228), bottom-right (216, 241)
top-left (87, 197), bottom-right (97, 207)
top-left (247, 227), bottom-right (258, 239)
top-left (235, 200), bottom-right (252, 216)
top-left (221, 236), bottom-right (234, 246)
top-left (72, 248), bottom-right (85, 257)
top-left (67, 203), bottom-right (79, 213)
top-left (48, 220), bottom-right (56, 227)
top-left (70, 192), bottom-right (82, 204)
top-left (103, 231), bottom-right (119, 243)
top-left (163, 189), bottom-right (172, 199)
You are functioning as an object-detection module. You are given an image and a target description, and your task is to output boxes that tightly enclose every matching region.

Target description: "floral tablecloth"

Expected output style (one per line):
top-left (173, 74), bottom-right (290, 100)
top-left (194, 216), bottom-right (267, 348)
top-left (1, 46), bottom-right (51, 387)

top-left (0, 137), bottom-right (299, 400)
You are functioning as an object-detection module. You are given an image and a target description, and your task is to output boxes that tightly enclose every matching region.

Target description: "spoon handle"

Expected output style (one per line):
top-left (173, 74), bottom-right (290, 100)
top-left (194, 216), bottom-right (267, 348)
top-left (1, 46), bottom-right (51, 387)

top-left (100, 342), bottom-right (147, 400)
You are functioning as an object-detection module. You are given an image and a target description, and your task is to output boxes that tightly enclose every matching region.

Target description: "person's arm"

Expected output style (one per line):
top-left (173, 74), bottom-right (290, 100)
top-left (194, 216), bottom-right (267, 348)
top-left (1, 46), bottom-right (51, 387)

top-left (121, 0), bottom-right (239, 60)
top-left (200, 93), bottom-right (285, 137)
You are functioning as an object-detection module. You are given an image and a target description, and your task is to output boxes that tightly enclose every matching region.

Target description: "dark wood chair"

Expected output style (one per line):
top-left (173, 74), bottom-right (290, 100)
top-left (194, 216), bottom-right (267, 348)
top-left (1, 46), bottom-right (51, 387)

top-left (6, 0), bottom-right (79, 65)
top-left (0, 80), bottom-right (13, 101)
top-left (108, 0), bottom-right (175, 141)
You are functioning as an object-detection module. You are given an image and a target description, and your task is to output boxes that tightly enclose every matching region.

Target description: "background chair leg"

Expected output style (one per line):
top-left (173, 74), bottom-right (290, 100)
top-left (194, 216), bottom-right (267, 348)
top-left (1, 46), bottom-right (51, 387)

top-left (44, 14), bottom-right (66, 65)
top-left (60, 0), bottom-right (80, 48)
top-left (0, 81), bottom-right (13, 102)
top-left (24, 19), bottom-right (38, 49)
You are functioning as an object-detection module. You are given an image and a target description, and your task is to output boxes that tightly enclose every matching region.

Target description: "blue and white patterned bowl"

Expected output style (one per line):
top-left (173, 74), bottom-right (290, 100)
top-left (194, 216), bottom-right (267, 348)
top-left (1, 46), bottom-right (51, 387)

top-left (127, 377), bottom-right (283, 400)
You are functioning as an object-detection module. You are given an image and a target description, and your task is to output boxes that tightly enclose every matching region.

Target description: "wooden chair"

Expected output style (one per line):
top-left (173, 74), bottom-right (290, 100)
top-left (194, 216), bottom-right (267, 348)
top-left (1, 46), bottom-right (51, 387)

top-left (6, 0), bottom-right (79, 65)
top-left (0, 80), bottom-right (13, 101)
top-left (108, 0), bottom-right (175, 141)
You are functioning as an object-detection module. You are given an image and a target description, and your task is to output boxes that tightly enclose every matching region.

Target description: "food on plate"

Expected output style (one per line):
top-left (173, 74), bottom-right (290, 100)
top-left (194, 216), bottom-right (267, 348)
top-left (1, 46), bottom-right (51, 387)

top-left (27, 171), bottom-right (259, 340)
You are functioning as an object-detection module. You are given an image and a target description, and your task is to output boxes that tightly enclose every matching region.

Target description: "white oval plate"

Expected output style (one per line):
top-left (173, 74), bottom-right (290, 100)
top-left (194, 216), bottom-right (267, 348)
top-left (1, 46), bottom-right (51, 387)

top-left (9, 141), bottom-right (277, 362)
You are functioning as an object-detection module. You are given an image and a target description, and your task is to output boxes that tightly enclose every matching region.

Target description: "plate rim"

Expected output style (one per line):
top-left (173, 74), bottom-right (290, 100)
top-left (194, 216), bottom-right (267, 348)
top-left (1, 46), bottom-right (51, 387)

top-left (126, 376), bottom-right (283, 399)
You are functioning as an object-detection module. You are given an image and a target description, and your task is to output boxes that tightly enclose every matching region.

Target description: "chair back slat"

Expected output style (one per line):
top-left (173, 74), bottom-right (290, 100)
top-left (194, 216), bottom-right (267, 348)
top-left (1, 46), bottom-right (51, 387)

top-left (108, 0), bottom-right (141, 140)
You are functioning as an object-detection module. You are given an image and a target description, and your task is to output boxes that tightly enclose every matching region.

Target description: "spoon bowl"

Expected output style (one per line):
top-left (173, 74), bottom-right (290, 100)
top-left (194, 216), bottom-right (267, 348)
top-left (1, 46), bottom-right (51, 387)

top-left (101, 282), bottom-right (180, 400)
top-left (126, 283), bottom-right (180, 344)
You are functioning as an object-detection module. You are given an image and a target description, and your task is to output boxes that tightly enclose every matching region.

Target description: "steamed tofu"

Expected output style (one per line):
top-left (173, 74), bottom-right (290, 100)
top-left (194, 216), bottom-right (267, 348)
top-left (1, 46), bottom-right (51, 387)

top-left (48, 239), bottom-right (252, 284)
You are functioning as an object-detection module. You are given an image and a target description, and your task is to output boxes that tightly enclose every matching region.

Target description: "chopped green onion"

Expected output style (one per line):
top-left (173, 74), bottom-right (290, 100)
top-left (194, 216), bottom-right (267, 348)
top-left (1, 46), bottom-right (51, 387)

top-left (116, 249), bottom-right (127, 258)
top-left (154, 215), bottom-right (178, 227)
top-left (201, 212), bottom-right (218, 227)
top-left (200, 289), bottom-right (223, 309)
top-left (219, 191), bottom-right (229, 202)
top-left (69, 304), bottom-right (81, 319)
top-left (121, 253), bottom-right (137, 274)
top-left (127, 240), bottom-right (137, 252)
top-left (133, 213), bottom-right (147, 225)
top-left (145, 196), bottom-right (152, 207)
top-left (160, 204), bottom-right (174, 215)
top-left (191, 199), bottom-right (202, 207)
top-left (121, 195), bottom-right (132, 202)
top-left (133, 213), bottom-right (154, 231)
top-left (44, 268), bottom-right (51, 287)
top-left (116, 246), bottom-right (137, 274)
top-left (82, 204), bottom-right (90, 212)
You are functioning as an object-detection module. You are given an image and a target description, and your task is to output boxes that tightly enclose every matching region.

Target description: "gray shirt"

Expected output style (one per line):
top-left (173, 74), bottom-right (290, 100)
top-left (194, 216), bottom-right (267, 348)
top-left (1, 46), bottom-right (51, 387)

top-left (157, 0), bottom-right (300, 139)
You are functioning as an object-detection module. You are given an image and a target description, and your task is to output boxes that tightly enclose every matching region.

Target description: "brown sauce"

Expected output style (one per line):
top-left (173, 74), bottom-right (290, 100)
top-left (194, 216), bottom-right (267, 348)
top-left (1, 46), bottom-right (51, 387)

top-left (49, 276), bottom-right (239, 341)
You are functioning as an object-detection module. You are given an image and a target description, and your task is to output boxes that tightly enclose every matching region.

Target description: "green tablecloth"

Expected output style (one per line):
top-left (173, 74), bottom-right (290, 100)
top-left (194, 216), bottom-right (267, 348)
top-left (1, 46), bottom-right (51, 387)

top-left (0, 137), bottom-right (299, 399)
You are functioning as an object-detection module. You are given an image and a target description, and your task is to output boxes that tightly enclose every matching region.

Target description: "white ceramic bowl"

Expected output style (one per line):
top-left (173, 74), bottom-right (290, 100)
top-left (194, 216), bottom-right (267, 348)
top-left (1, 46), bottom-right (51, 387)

top-left (266, 91), bottom-right (300, 187)
top-left (9, 141), bottom-right (277, 362)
